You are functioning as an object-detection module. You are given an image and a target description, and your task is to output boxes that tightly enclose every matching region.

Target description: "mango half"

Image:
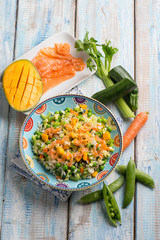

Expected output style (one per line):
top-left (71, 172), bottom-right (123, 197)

top-left (3, 59), bottom-right (42, 112)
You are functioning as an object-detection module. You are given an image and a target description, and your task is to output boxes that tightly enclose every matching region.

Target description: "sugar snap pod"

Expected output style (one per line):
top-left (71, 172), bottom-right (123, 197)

top-left (103, 182), bottom-right (121, 227)
top-left (78, 175), bottom-right (125, 204)
top-left (123, 158), bottom-right (136, 208)
top-left (116, 165), bottom-right (155, 188)
top-left (3, 59), bottom-right (42, 111)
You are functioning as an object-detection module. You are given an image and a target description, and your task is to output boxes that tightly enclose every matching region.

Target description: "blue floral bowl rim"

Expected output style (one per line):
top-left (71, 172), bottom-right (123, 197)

top-left (19, 94), bottom-right (123, 191)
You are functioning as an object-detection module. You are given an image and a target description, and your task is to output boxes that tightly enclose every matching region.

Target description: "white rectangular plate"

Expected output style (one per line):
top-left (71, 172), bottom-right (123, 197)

top-left (0, 32), bottom-right (96, 114)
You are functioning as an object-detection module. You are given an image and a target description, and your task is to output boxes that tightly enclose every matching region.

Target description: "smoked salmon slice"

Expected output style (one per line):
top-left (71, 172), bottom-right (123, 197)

top-left (32, 43), bottom-right (85, 94)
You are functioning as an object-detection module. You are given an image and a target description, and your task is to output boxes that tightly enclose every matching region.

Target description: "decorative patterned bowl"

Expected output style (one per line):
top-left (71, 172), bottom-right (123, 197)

top-left (19, 94), bottom-right (123, 191)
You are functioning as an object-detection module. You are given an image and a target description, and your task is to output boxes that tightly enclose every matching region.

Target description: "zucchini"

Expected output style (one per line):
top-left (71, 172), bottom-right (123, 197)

top-left (92, 78), bottom-right (137, 105)
top-left (108, 65), bottom-right (139, 111)
top-left (108, 65), bottom-right (133, 82)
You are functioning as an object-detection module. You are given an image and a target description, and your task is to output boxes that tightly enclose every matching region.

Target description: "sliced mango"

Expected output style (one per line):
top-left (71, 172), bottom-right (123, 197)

top-left (2, 59), bottom-right (43, 111)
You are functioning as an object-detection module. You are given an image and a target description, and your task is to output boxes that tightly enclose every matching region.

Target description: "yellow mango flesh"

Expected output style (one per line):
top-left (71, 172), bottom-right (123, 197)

top-left (3, 59), bottom-right (42, 111)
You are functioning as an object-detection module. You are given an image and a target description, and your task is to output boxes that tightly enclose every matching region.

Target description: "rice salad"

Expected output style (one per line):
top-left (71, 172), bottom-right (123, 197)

top-left (31, 105), bottom-right (115, 181)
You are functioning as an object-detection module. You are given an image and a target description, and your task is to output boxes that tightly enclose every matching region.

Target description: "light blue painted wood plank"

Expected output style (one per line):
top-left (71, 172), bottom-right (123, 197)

top-left (69, 0), bottom-right (135, 239)
top-left (0, 0), bottom-right (17, 228)
top-left (1, 0), bottom-right (75, 239)
top-left (135, 1), bottom-right (160, 239)
top-left (15, 0), bottom-right (75, 58)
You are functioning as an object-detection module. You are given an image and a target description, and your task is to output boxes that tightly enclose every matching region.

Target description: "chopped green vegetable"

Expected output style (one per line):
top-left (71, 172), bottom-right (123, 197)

top-left (41, 112), bottom-right (51, 120)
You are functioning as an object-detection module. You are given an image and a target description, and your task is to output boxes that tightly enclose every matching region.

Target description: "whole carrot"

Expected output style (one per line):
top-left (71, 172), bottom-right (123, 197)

top-left (123, 112), bottom-right (148, 151)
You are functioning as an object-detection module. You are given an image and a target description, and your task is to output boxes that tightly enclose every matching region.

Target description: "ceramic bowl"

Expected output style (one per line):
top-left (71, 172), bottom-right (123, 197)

top-left (19, 94), bottom-right (123, 191)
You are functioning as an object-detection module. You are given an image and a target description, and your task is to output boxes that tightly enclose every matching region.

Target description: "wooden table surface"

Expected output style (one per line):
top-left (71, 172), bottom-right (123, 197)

top-left (0, 0), bottom-right (160, 239)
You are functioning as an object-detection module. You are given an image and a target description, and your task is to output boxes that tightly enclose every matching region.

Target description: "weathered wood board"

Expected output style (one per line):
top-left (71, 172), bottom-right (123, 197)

top-left (135, 1), bottom-right (160, 240)
top-left (0, 0), bottom-right (17, 226)
top-left (69, 0), bottom-right (135, 239)
top-left (1, 1), bottom-right (75, 239)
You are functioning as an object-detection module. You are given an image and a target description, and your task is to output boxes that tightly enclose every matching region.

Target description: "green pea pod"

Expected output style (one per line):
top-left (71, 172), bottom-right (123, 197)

top-left (103, 183), bottom-right (121, 227)
top-left (78, 189), bottom-right (103, 203)
top-left (109, 175), bottom-right (125, 193)
top-left (77, 175), bottom-right (124, 204)
top-left (116, 165), bottom-right (155, 188)
top-left (123, 158), bottom-right (136, 208)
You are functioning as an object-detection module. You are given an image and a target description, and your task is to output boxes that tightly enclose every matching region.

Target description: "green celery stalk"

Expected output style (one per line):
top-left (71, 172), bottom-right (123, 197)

top-left (75, 32), bottom-right (135, 119)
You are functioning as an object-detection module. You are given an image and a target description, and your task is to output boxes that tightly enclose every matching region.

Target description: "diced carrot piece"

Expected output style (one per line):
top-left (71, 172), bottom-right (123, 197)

top-left (80, 167), bottom-right (84, 173)
top-left (75, 156), bottom-right (81, 162)
top-left (49, 134), bottom-right (52, 139)
top-left (56, 176), bottom-right (61, 180)
top-left (41, 133), bottom-right (48, 142)
top-left (64, 152), bottom-right (72, 160)
top-left (83, 152), bottom-right (88, 161)
top-left (63, 144), bottom-right (69, 150)
top-left (70, 109), bottom-right (78, 116)
top-left (83, 152), bottom-right (89, 163)
top-left (71, 118), bottom-right (77, 126)
top-left (39, 154), bottom-right (44, 159)
top-left (43, 148), bottom-right (48, 153)
top-left (83, 140), bottom-right (87, 146)
top-left (64, 124), bottom-right (73, 131)
top-left (57, 146), bottom-right (65, 156)
top-left (103, 131), bottom-right (111, 141)
top-left (86, 132), bottom-right (91, 137)
top-left (70, 132), bottom-right (77, 138)
top-left (80, 104), bottom-right (87, 109)
top-left (92, 171), bottom-right (98, 177)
